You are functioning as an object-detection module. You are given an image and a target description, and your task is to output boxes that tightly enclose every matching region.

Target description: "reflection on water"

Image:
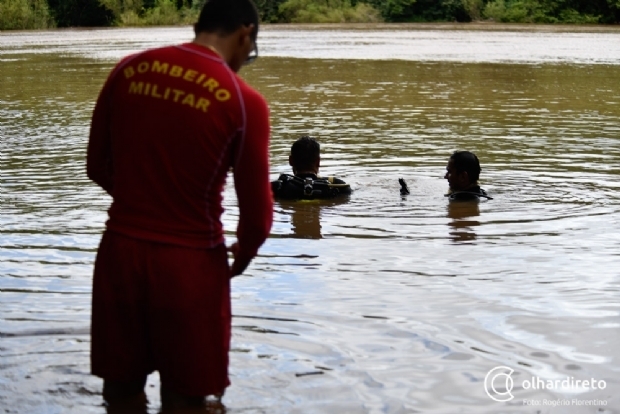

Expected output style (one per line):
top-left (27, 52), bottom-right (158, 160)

top-left (276, 197), bottom-right (352, 240)
top-left (290, 202), bottom-right (323, 240)
top-left (1, 26), bottom-right (620, 413)
top-left (446, 201), bottom-right (481, 243)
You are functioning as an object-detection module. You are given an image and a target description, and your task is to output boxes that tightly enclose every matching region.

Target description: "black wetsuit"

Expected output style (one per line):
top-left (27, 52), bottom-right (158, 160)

top-left (271, 173), bottom-right (351, 200)
top-left (446, 186), bottom-right (492, 201)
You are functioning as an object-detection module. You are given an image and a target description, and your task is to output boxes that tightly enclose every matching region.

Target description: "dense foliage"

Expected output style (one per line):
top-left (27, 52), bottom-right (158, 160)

top-left (0, 0), bottom-right (618, 29)
top-left (0, 0), bottom-right (54, 29)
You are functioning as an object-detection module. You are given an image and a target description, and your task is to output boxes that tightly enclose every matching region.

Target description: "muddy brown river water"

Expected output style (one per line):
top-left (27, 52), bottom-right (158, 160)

top-left (1, 23), bottom-right (620, 413)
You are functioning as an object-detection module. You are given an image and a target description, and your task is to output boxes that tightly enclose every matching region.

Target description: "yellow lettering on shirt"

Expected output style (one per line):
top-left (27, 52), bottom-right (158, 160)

top-left (137, 61), bottom-right (149, 74)
top-left (181, 93), bottom-right (195, 107)
top-left (195, 97), bottom-right (210, 113)
top-left (169, 65), bottom-right (183, 77)
top-left (124, 60), bottom-right (231, 102)
top-left (124, 66), bottom-right (135, 79)
top-left (128, 81), bottom-right (144, 94)
top-left (122, 59), bottom-right (237, 113)
top-left (151, 84), bottom-right (162, 98)
top-left (215, 89), bottom-right (231, 102)
top-left (171, 89), bottom-right (185, 102)
top-left (203, 77), bottom-right (219, 92)
top-left (126, 82), bottom-right (211, 113)
top-left (151, 60), bottom-right (169, 75)
top-left (183, 69), bottom-right (198, 82)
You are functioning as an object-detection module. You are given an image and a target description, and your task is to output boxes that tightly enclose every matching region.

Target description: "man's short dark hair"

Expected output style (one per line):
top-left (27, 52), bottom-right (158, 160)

top-left (195, 0), bottom-right (259, 40)
top-left (290, 136), bottom-right (320, 171)
top-left (450, 150), bottom-right (481, 183)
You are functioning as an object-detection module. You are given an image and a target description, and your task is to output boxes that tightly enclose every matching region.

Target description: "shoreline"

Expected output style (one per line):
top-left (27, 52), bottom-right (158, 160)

top-left (2, 22), bottom-right (620, 35)
top-left (260, 22), bottom-right (620, 33)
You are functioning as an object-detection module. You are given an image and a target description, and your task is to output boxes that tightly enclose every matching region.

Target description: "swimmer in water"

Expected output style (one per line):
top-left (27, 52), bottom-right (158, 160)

top-left (444, 150), bottom-right (492, 201)
top-left (271, 136), bottom-right (351, 200)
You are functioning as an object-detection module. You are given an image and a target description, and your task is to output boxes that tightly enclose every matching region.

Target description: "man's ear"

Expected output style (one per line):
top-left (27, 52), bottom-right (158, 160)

top-left (245, 23), bottom-right (256, 36)
top-left (238, 24), bottom-right (255, 46)
top-left (461, 171), bottom-right (470, 183)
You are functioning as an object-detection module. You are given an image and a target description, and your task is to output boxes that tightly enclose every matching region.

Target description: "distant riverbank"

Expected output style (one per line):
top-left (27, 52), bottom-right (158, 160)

top-left (1, 0), bottom-right (618, 31)
top-left (3, 22), bottom-right (620, 36)
top-left (260, 22), bottom-right (620, 33)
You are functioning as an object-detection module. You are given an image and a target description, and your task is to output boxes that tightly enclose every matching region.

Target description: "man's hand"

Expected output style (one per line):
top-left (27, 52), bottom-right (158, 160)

top-left (228, 242), bottom-right (253, 277)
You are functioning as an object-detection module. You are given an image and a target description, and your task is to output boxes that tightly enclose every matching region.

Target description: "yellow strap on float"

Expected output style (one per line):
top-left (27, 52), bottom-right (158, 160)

top-left (326, 176), bottom-right (349, 188)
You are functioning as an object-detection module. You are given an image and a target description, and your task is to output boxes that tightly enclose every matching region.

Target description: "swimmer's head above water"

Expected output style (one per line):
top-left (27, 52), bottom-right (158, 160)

top-left (398, 151), bottom-right (491, 200)
top-left (444, 150), bottom-right (492, 200)
top-left (289, 136), bottom-right (321, 175)
top-left (445, 150), bottom-right (481, 192)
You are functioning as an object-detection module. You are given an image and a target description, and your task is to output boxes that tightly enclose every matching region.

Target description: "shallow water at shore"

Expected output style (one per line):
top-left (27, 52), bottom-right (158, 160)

top-left (1, 25), bottom-right (619, 413)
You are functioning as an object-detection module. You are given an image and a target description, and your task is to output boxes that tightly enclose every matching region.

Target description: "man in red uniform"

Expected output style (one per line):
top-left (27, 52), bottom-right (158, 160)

top-left (86, 0), bottom-right (273, 409)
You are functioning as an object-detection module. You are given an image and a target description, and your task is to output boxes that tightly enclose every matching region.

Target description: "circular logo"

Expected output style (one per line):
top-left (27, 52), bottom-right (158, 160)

top-left (484, 366), bottom-right (515, 402)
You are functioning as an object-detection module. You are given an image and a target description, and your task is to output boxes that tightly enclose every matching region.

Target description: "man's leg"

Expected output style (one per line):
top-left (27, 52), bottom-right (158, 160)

top-left (103, 377), bottom-right (148, 401)
top-left (91, 232), bottom-right (153, 409)
top-left (148, 243), bottom-right (231, 406)
top-left (103, 377), bottom-right (148, 413)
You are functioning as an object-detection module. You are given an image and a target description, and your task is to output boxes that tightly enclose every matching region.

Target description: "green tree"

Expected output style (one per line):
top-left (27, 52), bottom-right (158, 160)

top-left (609, 0), bottom-right (620, 22)
top-left (47, 0), bottom-right (113, 26)
top-left (254, 0), bottom-right (286, 22)
top-left (406, 0), bottom-right (471, 21)
top-left (278, 0), bottom-right (381, 22)
top-left (482, 0), bottom-right (609, 23)
top-left (364, 0), bottom-right (417, 21)
top-left (0, 0), bottom-right (55, 29)
top-left (97, 0), bottom-right (142, 23)
top-left (3, 0), bottom-right (618, 29)
top-left (141, 0), bottom-right (196, 25)
top-left (462, 0), bottom-right (484, 20)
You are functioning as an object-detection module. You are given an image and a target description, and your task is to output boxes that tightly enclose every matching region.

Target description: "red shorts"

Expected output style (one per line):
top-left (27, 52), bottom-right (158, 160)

top-left (91, 230), bottom-right (231, 396)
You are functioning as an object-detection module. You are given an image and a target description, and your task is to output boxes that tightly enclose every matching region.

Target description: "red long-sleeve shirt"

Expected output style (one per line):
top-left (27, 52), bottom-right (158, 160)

top-left (87, 43), bottom-right (273, 259)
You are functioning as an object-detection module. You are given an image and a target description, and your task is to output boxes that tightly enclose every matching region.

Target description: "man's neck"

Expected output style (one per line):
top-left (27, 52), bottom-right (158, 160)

top-left (193, 33), bottom-right (231, 64)
top-left (452, 183), bottom-right (479, 192)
